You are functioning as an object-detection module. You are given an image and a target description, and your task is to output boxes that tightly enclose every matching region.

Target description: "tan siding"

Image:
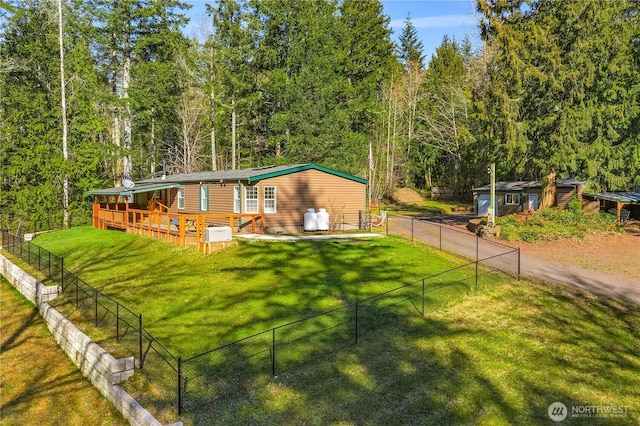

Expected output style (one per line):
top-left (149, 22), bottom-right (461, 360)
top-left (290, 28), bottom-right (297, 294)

top-left (160, 169), bottom-right (366, 232)
top-left (211, 184), bottom-right (235, 213)
top-left (258, 169), bottom-right (366, 230)
top-left (556, 187), bottom-right (576, 209)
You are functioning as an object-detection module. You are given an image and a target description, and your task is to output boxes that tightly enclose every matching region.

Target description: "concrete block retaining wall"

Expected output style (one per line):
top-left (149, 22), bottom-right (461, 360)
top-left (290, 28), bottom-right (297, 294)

top-left (0, 252), bottom-right (177, 426)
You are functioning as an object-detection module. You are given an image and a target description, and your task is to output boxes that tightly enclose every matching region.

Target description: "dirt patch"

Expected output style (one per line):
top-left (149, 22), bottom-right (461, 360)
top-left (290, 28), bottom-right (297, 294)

top-left (514, 232), bottom-right (640, 280)
top-left (390, 188), bottom-right (424, 205)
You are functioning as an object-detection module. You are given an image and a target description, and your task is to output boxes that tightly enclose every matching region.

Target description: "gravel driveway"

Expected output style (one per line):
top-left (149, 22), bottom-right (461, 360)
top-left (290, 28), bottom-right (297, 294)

top-left (389, 215), bottom-right (640, 306)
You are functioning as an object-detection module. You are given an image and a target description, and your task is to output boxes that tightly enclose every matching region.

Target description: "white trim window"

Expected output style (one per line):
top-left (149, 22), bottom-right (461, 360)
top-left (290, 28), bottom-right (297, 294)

top-left (505, 193), bottom-right (520, 205)
top-left (177, 188), bottom-right (185, 209)
top-left (264, 186), bottom-right (277, 213)
top-left (200, 186), bottom-right (209, 211)
top-left (245, 186), bottom-right (258, 213)
top-left (234, 186), bottom-right (241, 213)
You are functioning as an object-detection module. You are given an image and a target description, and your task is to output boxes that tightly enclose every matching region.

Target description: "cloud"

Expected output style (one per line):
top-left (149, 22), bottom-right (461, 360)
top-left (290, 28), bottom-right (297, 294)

top-left (390, 14), bottom-right (478, 29)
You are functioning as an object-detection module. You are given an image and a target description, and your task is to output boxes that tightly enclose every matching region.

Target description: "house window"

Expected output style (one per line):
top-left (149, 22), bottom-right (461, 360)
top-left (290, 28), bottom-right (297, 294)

top-left (505, 194), bottom-right (520, 205)
top-left (245, 186), bottom-right (258, 213)
top-left (264, 186), bottom-right (276, 213)
top-left (234, 186), bottom-right (241, 213)
top-left (178, 188), bottom-right (185, 209)
top-left (200, 186), bottom-right (209, 211)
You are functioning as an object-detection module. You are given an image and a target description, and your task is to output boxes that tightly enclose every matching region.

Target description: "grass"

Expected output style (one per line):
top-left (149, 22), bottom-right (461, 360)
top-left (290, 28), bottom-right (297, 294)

top-left (12, 226), bottom-right (640, 425)
top-left (187, 280), bottom-right (640, 425)
top-left (0, 277), bottom-right (126, 426)
top-left (385, 199), bottom-right (471, 216)
top-left (200, 282), bottom-right (640, 425)
top-left (33, 226), bottom-right (476, 356)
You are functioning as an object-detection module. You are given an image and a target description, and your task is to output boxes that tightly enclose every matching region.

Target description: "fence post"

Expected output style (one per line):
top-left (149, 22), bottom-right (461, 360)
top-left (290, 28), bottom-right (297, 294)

top-left (95, 289), bottom-right (99, 326)
top-left (139, 314), bottom-right (144, 369)
top-left (354, 302), bottom-right (358, 344)
top-left (38, 246), bottom-right (41, 272)
top-left (48, 251), bottom-right (51, 278)
top-left (116, 303), bottom-right (120, 341)
top-left (517, 248), bottom-right (521, 281)
top-left (178, 356), bottom-right (183, 415)
top-left (476, 236), bottom-right (479, 261)
top-left (271, 328), bottom-right (276, 377)
top-left (422, 279), bottom-right (425, 317)
top-left (385, 212), bottom-right (389, 236)
top-left (411, 217), bottom-right (414, 242)
top-left (61, 258), bottom-right (64, 288)
top-left (475, 260), bottom-right (478, 292)
top-left (27, 241), bottom-right (31, 265)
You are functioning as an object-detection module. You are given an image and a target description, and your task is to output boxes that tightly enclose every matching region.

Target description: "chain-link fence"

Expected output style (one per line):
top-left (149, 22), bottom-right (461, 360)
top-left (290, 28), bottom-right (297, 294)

top-left (389, 217), bottom-right (520, 279)
top-left (1, 229), bottom-right (519, 416)
top-left (0, 230), bottom-right (178, 413)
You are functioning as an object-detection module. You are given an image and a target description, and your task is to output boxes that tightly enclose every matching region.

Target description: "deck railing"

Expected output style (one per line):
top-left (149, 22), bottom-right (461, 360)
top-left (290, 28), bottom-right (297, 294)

top-left (94, 205), bottom-right (264, 252)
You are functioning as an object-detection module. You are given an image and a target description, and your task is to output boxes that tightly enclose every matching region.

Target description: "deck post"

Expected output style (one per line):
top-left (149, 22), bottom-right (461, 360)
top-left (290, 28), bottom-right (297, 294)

top-left (179, 215), bottom-right (186, 246)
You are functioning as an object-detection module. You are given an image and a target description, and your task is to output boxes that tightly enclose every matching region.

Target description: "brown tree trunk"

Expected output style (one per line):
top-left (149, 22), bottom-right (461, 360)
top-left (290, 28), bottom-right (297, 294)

top-left (540, 171), bottom-right (557, 209)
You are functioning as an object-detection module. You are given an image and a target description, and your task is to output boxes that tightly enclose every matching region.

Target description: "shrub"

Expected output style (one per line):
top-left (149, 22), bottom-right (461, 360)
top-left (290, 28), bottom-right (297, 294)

top-left (495, 208), bottom-right (620, 243)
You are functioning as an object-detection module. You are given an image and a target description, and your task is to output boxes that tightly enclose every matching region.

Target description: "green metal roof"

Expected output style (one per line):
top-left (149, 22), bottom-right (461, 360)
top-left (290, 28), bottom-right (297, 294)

top-left (584, 192), bottom-right (640, 204)
top-left (137, 163), bottom-right (368, 185)
top-left (85, 182), bottom-right (181, 196)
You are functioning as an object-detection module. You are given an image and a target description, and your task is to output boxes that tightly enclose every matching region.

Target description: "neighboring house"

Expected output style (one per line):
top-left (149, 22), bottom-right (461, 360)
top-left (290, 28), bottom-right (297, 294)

top-left (473, 179), bottom-right (587, 217)
top-left (86, 164), bottom-right (368, 248)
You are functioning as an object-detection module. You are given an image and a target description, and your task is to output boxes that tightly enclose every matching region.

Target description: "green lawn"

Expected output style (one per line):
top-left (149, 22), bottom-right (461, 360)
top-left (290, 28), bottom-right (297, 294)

top-left (34, 226), bottom-right (478, 356)
top-left (385, 199), bottom-right (471, 216)
top-left (0, 277), bottom-right (126, 426)
top-left (191, 280), bottom-right (640, 425)
top-left (23, 227), bottom-right (640, 425)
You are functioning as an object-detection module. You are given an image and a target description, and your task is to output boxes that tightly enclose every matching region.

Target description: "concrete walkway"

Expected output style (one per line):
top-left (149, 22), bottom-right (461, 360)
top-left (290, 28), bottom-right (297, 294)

top-left (236, 233), bottom-right (384, 241)
top-left (389, 216), bottom-right (640, 306)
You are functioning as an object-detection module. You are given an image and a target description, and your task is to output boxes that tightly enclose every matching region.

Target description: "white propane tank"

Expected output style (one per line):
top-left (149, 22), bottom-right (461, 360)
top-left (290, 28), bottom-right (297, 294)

top-left (317, 208), bottom-right (329, 231)
top-left (303, 208), bottom-right (318, 231)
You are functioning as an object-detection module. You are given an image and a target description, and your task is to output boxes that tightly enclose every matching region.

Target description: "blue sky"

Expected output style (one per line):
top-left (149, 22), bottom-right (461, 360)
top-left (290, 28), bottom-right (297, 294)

top-left (182, 0), bottom-right (481, 61)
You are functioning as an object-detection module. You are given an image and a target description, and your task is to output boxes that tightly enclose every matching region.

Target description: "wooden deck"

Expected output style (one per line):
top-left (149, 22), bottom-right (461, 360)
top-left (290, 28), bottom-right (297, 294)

top-left (92, 204), bottom-right (264, 253)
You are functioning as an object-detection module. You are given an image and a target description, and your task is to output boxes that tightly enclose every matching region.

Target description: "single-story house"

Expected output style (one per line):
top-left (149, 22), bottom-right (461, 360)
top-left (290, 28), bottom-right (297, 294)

top-left (473, 179), bottom-right (587, 217)
top-left (86, 164), bottom-right (368, 251)
top-left (582, 192), bottom-right (640, 224)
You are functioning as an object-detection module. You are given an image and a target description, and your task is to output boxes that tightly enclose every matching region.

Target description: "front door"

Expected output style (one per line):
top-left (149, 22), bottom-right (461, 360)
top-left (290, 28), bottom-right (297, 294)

top-left (528, 194), bottom-right (539, 211)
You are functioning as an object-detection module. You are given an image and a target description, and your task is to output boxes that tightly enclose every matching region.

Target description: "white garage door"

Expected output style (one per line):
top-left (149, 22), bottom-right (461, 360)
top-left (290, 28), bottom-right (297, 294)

top-left (477, 194), bottom-right (498, 216)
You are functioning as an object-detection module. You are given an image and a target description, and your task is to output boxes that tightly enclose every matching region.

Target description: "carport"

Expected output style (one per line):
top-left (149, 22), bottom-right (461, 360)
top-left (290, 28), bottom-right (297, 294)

top-left (585, 192), bottom-right (640, 224)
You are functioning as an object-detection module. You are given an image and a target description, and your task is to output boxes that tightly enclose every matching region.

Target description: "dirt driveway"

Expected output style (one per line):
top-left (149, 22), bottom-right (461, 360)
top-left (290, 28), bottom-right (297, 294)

top-left (389, 215), bottom-right (640, 305)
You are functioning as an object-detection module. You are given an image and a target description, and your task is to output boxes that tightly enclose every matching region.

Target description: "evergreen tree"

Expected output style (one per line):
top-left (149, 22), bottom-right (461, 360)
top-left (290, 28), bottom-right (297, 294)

top-left (398, 14), bottom-right (424, 70)
top-left (89, 0), bottom-right (189, 180)
top-left (476, 0), bottom-right (640, 203)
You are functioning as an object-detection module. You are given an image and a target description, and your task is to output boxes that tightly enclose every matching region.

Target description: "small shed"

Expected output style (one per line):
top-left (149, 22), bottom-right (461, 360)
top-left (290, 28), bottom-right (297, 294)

top-left (583, 192), bottom-right (640, 224)
top-left (473, 179), bottom-right (587, 217)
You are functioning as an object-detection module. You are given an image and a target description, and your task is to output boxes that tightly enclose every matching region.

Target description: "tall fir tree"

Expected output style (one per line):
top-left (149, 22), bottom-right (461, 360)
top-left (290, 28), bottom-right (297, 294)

top-left (475, 0), bottom-right (640, 208)
top-left (398, 14), bottom-right (424, 70)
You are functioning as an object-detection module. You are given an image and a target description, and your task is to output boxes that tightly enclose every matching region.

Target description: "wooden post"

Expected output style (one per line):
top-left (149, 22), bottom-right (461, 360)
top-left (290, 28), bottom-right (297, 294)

top-left (616, 202), bottom-right (623, 225)
top-left (92, 203), bottom-right (99, 228)
top-left (179, 215), bottom-right (186, 246)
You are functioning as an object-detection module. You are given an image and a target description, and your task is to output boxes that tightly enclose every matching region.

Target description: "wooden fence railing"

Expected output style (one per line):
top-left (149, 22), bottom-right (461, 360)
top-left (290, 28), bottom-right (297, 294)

top-left (94, 206), bottom-right (264, 252)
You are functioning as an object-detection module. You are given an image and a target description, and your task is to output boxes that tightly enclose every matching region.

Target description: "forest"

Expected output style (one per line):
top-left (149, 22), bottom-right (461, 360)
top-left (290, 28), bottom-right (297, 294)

top-left (1, 0), bottom-right (639, 232)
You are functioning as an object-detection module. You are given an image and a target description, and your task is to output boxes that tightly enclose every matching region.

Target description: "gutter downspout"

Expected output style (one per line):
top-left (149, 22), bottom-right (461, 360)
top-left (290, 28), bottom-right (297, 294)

top-left (238, 180), bottom-right (243, 232)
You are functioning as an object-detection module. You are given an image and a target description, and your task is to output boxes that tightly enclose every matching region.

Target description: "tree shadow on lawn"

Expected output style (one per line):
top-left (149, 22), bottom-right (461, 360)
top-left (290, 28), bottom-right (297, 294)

top-left (179, 281), bottom-right (640, 425)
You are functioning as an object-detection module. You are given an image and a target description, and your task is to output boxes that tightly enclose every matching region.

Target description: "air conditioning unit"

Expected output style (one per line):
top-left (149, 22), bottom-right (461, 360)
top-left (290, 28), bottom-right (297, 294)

top-left (204, 226), bottom-right (232, 242)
